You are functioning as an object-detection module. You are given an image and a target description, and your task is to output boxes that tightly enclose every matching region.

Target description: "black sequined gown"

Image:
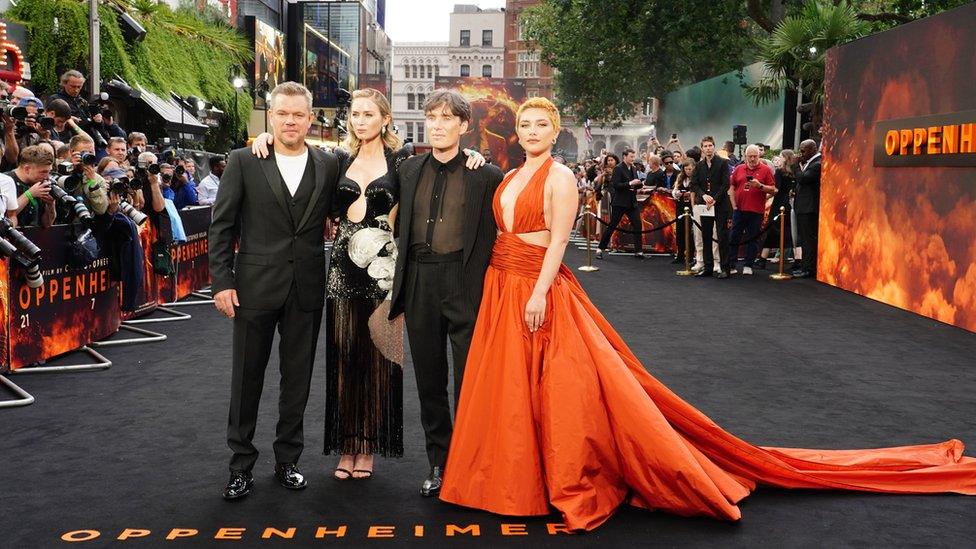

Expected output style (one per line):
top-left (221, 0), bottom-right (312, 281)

top-left (324, 148), bottom-right (408, 457)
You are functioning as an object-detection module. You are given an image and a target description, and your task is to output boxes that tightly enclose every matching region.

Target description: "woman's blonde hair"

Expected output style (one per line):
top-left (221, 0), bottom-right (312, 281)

top-left (343, 88), bottom-right (401, 156)
top-left (516, 97), bottom-right (561, 135)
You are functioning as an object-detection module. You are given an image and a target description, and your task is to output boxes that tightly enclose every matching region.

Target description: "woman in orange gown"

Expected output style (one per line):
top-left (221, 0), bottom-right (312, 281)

top-left (438, 98), bottom-right (976, 531)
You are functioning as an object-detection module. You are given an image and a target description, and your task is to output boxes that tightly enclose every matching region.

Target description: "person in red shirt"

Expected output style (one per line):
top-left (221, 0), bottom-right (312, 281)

top-left (728, 144), bottom-right (776, 275)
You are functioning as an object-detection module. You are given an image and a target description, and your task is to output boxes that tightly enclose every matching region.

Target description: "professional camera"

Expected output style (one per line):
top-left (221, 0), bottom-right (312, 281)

top-left (118, 200), bottom-right (147, 226)
top-left (0, 99), bottom-right (29, 120)
top-left (77, 104), bottom-right (108, 148)
top-left (0, 217), bottom-right (42, 264)
top-left (48, 179), bottom-right (92, 223)
top-left (109, 175), bottom-right (143, 195)
top-left (0, 237), bottom-right (43, 288)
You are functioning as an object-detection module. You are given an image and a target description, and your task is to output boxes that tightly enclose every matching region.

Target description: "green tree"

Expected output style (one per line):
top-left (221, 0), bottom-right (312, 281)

top-left (524, 0), bottom-right (754, 125)
top-left (524, 0), bottom-right (969, 126)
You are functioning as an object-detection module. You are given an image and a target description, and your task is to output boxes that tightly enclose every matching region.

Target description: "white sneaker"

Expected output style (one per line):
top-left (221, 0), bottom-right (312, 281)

top-left (742, 266), bottom-right (753, 275)
top-left (730, 268), bottom-right (738, 274)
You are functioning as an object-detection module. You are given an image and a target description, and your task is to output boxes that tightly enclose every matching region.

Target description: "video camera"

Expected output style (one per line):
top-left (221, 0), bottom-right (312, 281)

top-left (0, 217), bottom-right (43, 288)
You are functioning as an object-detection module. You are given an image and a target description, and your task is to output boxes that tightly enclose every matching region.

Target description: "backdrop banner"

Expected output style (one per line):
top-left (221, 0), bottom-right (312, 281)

top-left (157, 207), bottom-right (212, 303)
top-left (2, 225), bottom-right (121, 372)
top-left (820, 2), bottom-right (976, 332)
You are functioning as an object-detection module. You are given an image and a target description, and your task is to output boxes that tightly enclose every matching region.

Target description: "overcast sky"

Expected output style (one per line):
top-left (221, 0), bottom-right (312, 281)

top-left (385, 0), bottom-right (507, 43)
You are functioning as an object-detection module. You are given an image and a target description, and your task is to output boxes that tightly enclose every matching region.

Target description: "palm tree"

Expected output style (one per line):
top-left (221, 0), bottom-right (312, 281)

top-left (746, 0), bottom-right (871, 134)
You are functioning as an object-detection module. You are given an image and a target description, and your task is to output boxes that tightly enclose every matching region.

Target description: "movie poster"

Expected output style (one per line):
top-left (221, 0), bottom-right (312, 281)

top-left (6, 225), bottom-right (121, 371)
top-left (820, 2), bottom-right (976, 332)
top-left (434, 77), bottom-right (526, 173)
top-left (254, 18), bottom-right (286, 92)
top-left (157, 207), bottom-right (212, 303)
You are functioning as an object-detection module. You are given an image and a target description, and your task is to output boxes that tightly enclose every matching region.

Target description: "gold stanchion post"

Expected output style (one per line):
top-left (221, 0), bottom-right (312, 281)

top-left (579, 204), bottom-right (599, 272)
top-left (675, 208), bottom-right (694, 276)
top-left (770, 206), bottom-right (792, 280)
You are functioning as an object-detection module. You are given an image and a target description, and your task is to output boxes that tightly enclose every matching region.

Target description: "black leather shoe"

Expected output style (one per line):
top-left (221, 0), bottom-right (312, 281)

top-left (223, 471), bottom-right (253, 501)
top-left (420, 467), bottom-right (444, 497)
top-left (793, 269), bottom-right (813, 278)
top-left (695, 270), bottom-right (712, 278)
top-left (791, 268), bottom-right (806, 277)
top-left (715, 271), bottom-right (730, 279)
top-left (634, 253), bottom-right (646, 260)
top-left (274, 463), bottom-right (307, 490)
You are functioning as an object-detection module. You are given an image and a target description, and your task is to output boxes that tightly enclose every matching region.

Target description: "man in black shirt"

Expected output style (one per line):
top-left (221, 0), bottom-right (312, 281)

top-left (51, 70), bottom-right (90, 118)
top-left (389, 89), bottom-right (503, 497)
top-left (690, 136), bottom-right (732, 278)
top-left (596, 147), bottom-right (645, 259)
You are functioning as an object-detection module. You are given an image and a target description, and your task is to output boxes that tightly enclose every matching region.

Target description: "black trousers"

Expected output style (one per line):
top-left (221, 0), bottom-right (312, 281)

top-left (403, 254), bottom-right (477, 468)
top-left (598, 205), bottom-right (644, 254)
top-left (700, 207), bottom-right (731, 272)
top-left (797, 211), bottom-right (819, 273)
top-left (227, 283), bottom-right (322, 473)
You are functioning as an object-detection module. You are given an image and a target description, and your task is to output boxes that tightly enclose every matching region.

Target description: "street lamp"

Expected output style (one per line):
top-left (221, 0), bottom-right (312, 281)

top-left (808, 46), bottom-right (817, 55)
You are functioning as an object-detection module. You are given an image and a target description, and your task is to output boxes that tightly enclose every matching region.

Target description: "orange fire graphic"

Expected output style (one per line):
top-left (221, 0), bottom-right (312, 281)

top-left (820, 18), bottom-right (976, 333)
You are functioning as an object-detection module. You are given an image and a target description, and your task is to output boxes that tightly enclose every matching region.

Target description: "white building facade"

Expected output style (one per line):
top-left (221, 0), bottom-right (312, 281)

top-left (391, 42), bottom-right (448, 144)
top-left (448, 4), bottom-right (505, 79)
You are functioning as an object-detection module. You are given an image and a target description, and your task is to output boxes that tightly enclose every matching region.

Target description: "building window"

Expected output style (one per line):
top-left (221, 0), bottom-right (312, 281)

top-left (407, 93), bottom-right (415, 110)
top-left (434, 65), bottom-right (440, 78)
top-left (518, 17), bottom-right (528, 40)
top-left (406, 122), bottom-right (414, 141)
top-left (482, 29), bottom-right (492, 47)
top-left (426, 65), bottom-right (432, 79)
top-left (517, 52), bottom-right (540, 78)
top-left (460, 29), bottom-right (470, 47)
top-left (482, 64), bottom-right (492, 78)
top-left (460, 64), bottom-right (470, 77)
top-left (417, 93), bottom-right (425, 110)
top-left (417, 123), bottom-right (425, 143)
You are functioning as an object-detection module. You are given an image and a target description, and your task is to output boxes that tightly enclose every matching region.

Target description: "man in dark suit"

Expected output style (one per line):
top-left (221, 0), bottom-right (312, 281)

top-left (209, 82), bottom-right (338, 500)
top-left (690, 136), bottom-right (732, 278)
top-left (388, 89), bottom-right (503, 497)
top-left (792, 139), bottom-right (822, 278)
top-left (596, 147), bottom-right (645, 259)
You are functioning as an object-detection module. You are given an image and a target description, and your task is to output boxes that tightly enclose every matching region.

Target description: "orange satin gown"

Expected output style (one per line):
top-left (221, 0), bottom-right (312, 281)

top-left (438, 156), bottom-right (976, 531)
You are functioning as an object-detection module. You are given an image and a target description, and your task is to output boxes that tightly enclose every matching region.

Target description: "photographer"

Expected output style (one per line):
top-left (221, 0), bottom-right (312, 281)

top-left (44, 99), bottom-right (92, 143)
top-left (127, 132), bottom-right (148, 153)
top-left (62, 135), bottom-right (109, 217)
top-left (52, 70), bottom-right (89, 119)
top-left (159, 162), bottom-right (198, 209)
top-left (0, 85), bottom-right (20, 171)
top-left (8, 145), bottom-right (56, 228)
top-left (133, 151), bottom-right (165, 214)
top-left (107, 137), bottom-right (128, 167)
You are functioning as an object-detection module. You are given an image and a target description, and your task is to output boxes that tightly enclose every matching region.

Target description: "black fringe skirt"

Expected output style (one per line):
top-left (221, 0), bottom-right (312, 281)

top-left (324, 297), bottom-right (404, 457)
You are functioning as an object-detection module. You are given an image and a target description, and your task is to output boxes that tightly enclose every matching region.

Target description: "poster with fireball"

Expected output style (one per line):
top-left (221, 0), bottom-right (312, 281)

top-left (434, 77), bottom-right (526, 173)
top-left (157, 207), bottom-right (212, 304)
top-left (5, 225), bottom-right (121, 372)
top-left (121, 220), bottom-right (159, 320)
top-left (608, 192), bottom-right (677, 254)
top-left (820, 2), bottom-right (976, 332)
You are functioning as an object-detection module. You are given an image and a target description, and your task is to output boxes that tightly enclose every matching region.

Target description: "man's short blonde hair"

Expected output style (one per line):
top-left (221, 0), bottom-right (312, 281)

top-left (269, 81), bottom-right (313, 111)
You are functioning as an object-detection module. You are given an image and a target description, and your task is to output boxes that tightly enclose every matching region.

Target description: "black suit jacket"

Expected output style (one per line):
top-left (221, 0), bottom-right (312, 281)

top-left (389, 152), bottom-right (504, 318)
top-left (690, 156), bottom-right (732, 212)
top-left (610, 163), bottom-right (640, 208)
top-left (208, 145), bottom-right (338, 312)
top-left (793, 154), bottom-right (822, 215)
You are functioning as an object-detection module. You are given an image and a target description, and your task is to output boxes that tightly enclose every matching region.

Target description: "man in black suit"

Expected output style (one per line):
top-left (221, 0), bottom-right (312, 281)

top-left (596, 147), bottom-right (645, 259)
top-left (792, 139), bottom-right (822, 278)
top-left (690, 136), bottom-right (732, 278)
top-left (388, 89), bottom-right (503, 497)
top-left (209, 82), bottom-right (338, 500)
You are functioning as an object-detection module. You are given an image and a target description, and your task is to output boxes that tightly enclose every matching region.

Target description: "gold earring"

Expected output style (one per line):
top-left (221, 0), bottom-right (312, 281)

top-left (381, 126), bottom-right (387, 135)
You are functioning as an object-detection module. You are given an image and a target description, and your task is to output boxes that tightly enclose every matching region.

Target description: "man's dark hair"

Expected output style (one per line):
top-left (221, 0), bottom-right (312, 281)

top-left (423, 89), bottom-right (471, 123)
top-left (46, 98), bottom-right (72, 118)
top-left (622, 147), bottom-right (636, 157)
top-left (208, 155), bottom-right (226, 170)
top-left (686, 147), bottom-right (702, 162)
top-left (700, 135), bottom-right (715, 146)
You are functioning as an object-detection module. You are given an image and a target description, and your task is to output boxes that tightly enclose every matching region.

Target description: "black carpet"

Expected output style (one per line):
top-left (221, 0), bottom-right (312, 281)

top-left (2, 246), bottom-right (974, 548)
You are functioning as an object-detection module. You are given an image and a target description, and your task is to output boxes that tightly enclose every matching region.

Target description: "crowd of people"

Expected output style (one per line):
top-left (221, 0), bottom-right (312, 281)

top-left (563, 133), bottom-right (823, 279)
top-left (0, 69), bottom-right (227, 308)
